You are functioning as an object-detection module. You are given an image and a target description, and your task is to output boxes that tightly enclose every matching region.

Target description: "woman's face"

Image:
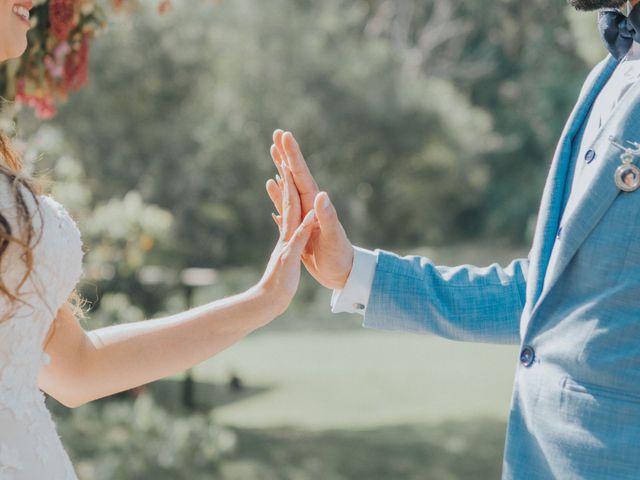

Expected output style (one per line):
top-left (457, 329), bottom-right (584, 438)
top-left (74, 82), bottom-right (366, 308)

top-left (0, 1), bottom-right (32, 62)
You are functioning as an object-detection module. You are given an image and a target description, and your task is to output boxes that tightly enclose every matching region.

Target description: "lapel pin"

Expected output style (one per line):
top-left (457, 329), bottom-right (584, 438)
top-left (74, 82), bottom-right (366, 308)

top-left (608, 136), bottom-right (640, 192)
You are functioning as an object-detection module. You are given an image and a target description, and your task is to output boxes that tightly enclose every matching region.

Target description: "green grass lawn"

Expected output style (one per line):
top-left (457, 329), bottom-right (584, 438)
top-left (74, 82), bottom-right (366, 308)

top-left (191, 330), bottom-right (519, 430)
top-left (144, 329), bottom-right (517, 479)
top-left (220, 419), bottom-right (507, 480)
top-left (57, 240), bottom-right (526, 479)
top-left (57, 328), bottom-right (517, 479)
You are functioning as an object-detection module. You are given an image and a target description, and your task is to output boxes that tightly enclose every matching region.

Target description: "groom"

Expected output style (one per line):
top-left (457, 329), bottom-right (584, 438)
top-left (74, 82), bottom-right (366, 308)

top-left (267, 0), bottom-right (640, 478)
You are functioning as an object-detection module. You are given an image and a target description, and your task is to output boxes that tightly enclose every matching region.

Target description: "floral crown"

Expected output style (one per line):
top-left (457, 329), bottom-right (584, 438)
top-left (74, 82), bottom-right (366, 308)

top-left (1, 0), bottom-right (171, 119)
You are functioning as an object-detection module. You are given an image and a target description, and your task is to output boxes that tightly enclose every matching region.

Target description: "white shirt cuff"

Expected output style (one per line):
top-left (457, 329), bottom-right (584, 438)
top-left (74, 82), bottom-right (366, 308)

top-left (330, 246), bottom-right (378, 316)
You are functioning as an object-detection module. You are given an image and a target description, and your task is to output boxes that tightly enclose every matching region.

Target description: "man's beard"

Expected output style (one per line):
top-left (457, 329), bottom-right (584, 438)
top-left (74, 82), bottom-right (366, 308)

top-left (567, 0), bottom-right (626, 11)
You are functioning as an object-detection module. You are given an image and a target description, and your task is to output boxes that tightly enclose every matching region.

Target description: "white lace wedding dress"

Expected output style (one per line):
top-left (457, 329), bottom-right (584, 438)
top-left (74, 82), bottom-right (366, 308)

top-left (0, 176), bottom-right (83, 479)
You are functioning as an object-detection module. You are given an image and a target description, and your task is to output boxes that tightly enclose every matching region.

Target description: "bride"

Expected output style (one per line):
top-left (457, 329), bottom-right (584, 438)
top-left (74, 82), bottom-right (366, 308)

top-left (0, 2), bottom-right (317, 478)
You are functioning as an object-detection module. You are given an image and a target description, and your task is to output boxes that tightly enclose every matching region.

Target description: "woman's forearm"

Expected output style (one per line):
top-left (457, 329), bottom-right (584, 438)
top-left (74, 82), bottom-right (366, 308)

top-left (71, 286), bottom-right (275, 406)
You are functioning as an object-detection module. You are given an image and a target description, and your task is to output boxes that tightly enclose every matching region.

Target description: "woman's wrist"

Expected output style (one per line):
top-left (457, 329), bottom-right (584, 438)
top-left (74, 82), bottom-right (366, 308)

top-left (245, 283), bottom-right (288, 324)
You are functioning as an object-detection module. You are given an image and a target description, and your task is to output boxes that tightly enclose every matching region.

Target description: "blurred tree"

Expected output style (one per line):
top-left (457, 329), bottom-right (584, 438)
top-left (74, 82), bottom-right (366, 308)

top-left (51, 393), bottom-right (234, 479)
top-left (29, 0), bottom-right (501, 262)
top-left (359, 0), bottom-right (595, 241)
top-left (16, 0), bottom-right (599, 277)
top-left (22, 123), bottom-right (177, 314)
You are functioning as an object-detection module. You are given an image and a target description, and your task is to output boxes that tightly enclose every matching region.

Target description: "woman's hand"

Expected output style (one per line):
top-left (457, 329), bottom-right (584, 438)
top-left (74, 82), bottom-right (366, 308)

top-left (265, 131), bottom-right (354, 290)
top-left (255, 161), bottom-right (317, 316)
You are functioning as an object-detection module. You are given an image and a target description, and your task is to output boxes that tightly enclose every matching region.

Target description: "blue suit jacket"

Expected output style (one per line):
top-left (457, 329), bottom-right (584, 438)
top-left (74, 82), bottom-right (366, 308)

top-left (364, 55), bottom-right (640, 479)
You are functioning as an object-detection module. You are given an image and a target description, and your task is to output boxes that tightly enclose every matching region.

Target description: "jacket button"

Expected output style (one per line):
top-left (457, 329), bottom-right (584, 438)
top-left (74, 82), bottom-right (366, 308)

top-left (520, 346), bottom-right (535, 367)
top-left (584, 149), bottom-right (596, 164)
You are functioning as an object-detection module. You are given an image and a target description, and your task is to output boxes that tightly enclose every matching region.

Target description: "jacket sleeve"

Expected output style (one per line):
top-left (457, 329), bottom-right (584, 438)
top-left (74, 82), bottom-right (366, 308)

top-left (363, 249), bottom-right (529, 345)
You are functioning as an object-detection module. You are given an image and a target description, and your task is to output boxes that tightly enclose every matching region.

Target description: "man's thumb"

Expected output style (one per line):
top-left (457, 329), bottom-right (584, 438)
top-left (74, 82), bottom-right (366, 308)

top-left (314, 191), bottom-right (340, 238)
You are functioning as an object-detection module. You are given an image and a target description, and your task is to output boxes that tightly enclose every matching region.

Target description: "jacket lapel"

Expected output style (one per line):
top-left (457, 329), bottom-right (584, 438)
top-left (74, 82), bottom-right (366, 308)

top-left (530, 76), bottom-right (640, 321)
top-left (522, 56), bottom-right (619, 335)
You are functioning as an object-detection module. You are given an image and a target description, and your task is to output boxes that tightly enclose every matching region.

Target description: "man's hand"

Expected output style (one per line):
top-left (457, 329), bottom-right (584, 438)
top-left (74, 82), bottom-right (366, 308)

top-left (265, 130), bottom-right (354, 290)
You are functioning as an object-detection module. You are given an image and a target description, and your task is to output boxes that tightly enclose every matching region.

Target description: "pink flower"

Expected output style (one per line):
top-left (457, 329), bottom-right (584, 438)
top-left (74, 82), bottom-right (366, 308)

top-left (44, 41), bottom-right (71, 79)
top-left (54, 41), bottom-right (71, 59)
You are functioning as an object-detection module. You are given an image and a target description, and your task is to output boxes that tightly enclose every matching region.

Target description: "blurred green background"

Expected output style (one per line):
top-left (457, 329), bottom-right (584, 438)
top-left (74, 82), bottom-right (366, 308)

top-left (10, 0), bottom-right (608, 478)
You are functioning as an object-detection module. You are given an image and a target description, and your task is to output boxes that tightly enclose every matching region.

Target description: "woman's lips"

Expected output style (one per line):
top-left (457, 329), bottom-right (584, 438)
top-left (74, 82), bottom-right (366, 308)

top-left (12, 2), bottom-right (33, 28)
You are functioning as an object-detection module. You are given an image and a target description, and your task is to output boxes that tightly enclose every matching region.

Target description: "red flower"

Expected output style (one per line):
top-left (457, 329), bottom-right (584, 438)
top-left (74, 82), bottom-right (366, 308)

top-left (49, 0), bottom-right (76, 41)
top-left (63, 35), bottom-right (90, 91)
top-left (10, 0), bottom-right (167, 119)
top-left (158, 1), bottom-right (171, 15)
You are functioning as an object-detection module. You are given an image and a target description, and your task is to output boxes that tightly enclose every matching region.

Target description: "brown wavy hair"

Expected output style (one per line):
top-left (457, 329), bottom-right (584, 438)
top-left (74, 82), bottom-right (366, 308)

top-left (0, 129), bottom-right (86, 337)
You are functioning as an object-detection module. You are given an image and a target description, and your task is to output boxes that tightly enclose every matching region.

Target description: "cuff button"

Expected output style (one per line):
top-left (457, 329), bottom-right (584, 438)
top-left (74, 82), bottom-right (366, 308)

top-left (352, 303), bottom-right (365, 311)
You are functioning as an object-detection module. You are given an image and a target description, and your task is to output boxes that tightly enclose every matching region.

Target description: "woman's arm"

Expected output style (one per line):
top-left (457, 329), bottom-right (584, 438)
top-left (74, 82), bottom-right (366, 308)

top-left (38, 163), bottom-right (316, 408)
top-left (39, 289), bottom-right (276, 408)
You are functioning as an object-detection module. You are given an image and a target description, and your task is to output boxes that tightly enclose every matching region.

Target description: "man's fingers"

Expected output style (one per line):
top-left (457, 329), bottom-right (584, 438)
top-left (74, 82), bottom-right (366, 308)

top-left (314, 191), bottom-right (341, 239)
top-left (274, 130), bottom-right (317, 192)
top-left (266, 178), bottom-right (283, 215)
top-left (282, 132), bottom-right (320, 199)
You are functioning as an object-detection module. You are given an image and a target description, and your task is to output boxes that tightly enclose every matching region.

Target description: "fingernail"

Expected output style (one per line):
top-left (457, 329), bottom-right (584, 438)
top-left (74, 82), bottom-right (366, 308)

top-left (275, 174), bottom-right (281, 182)
top-left (321, 193), bottom-right (331, 210)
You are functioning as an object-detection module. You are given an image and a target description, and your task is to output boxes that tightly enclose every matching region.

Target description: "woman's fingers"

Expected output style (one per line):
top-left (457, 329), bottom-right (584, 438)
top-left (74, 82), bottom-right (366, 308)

top-left (282, 209), bottom-right (316, 261)
top-left (281, 162), bottom-right (302, 240)
top-left (266, 178), bottom-right (283, 215)
top-left (272, 132), bottom-right (288, 187)
top-left (273, 130), bottom-right (287, 168)
top-left (270, 144), bottom-right (285, 179)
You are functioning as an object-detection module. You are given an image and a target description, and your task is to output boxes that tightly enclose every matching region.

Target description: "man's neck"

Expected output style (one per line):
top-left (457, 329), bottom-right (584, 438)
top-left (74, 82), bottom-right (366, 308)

top-left (632, 0), bottom-right (640, 8)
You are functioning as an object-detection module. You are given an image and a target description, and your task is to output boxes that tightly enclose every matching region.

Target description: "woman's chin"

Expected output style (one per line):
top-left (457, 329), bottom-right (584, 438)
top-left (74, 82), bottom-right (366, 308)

top-left (5, 40), bottom-right (28, 61)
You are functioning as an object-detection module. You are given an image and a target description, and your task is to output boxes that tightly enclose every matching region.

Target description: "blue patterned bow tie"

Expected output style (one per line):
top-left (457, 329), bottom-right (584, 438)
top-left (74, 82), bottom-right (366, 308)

top-left (599, 4), bottom-right (640, 59)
